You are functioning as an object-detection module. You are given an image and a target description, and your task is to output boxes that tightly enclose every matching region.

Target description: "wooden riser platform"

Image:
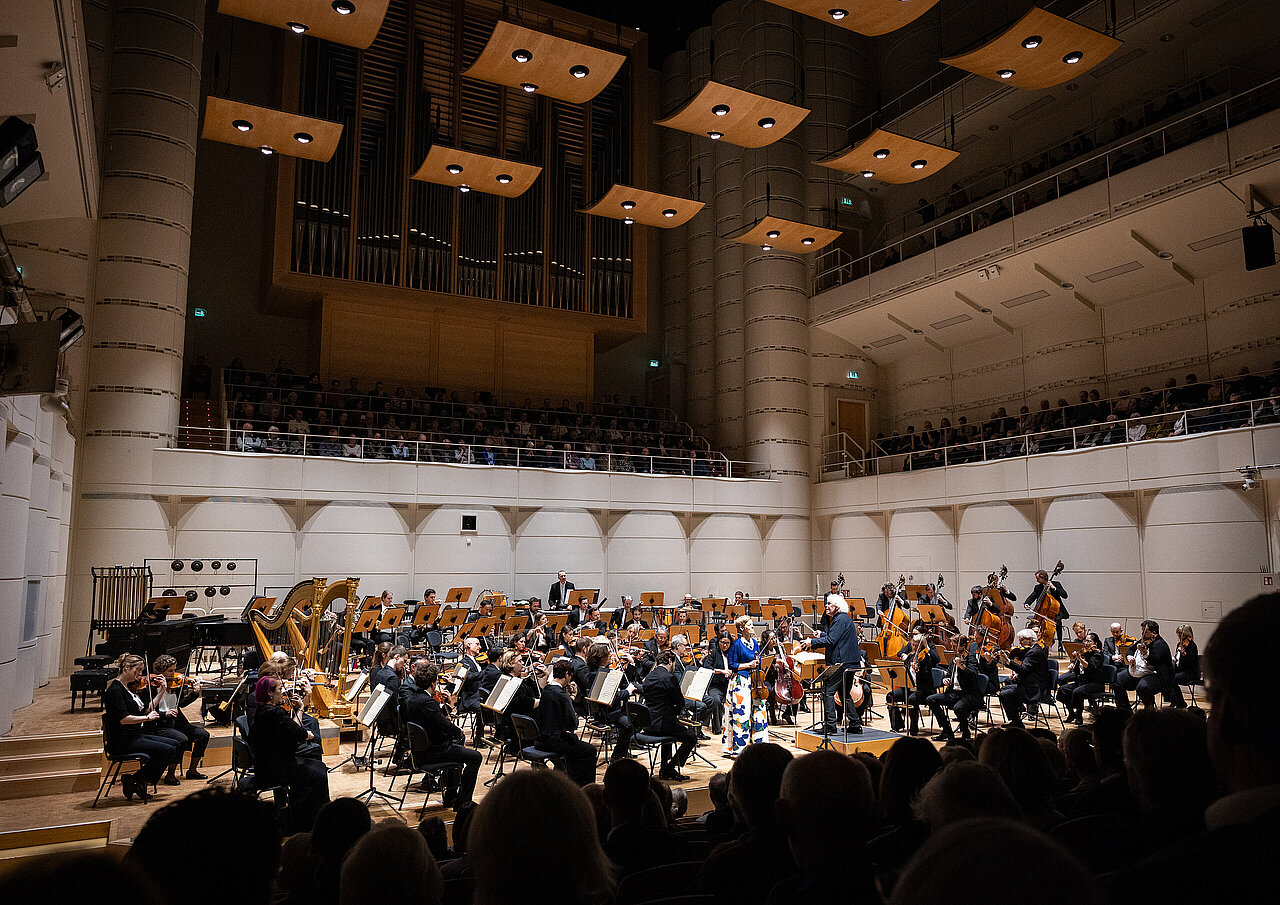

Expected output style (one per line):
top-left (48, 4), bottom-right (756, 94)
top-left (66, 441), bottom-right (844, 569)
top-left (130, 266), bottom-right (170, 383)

top-left (794, 726), bottom-right (902, 756)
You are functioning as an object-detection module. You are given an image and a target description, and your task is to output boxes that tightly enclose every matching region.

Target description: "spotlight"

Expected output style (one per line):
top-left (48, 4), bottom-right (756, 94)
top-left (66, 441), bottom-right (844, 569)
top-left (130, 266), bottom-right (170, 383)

top-left (512, 48), bottom-right (533, 63)
top-left (56, 310), bottom-right (84, 353)
top-left (458, 184), bottom-right (471, 193)
top-left (226, 562), bottom-right (237, 571)
top-left (205, 586), bottom-right (216, 597)
top-left (860, 170), bottom-right (874, 177)
top-left (873, 148), bottom-right (890, 159)
top-left (662, 208), bottom-right (677, 218)
top-left (287, 21), bottom-right (308, 34)
top-left (1243, 478), bottom-right (1256, 491)
top-left (761, 244), bottom-right (772, 251)
top-left (496, 173), bottom-right (513, 184)
top-left (220, 586), bottom-right (231, 596)
top-left (191, 560), bottom-right (204, 572)
top-left (623, 217), bottom-right (634, 225)
top-left (1063, 51), bottom-right (1084, 64)
top-left (446, 163), bottom-right (463, 175)
top-left (569, 64), bottom-right (590, 78)
top-left (766, 229), bottom-right (780, 239)
top-left (997, 69), bottom-right (1016, 79)
top-left (259, 146), bottom-right (274, 155)
top-left (829, 8), bottom-right (848, 20)
top-left (712, 104), bottom-right (730, 116)
top-left (758, 117), bottom-right (775, 129)
top-left (163, 589), bottom-right (177, 596)
top-left (707, 130), bottom-right (723, 140)
top-left (520, 83), bottom-right (538, 93)
top-left (172, 559), bottom-right (184, 571)
top-left (293, 131), bottom-right (313, 144)
top-left (911, 159), bottom-right (927, 169)
top-left (332, 1), bottom-right (355, 14)
top-left (184, 590), bottom-right (198, 602)
top-left (801, 237), bottom-right (815, 245)
top-left (232, 119), bottom-right (253, 132)
top-left (211, 560), bottom-right (221, 569)
top-left (1022, 35), bottom-right (1042, 49)
top-left (621, 200), bottom-right (637, 210)
top-left (0, 116), bottom-right (43, 208)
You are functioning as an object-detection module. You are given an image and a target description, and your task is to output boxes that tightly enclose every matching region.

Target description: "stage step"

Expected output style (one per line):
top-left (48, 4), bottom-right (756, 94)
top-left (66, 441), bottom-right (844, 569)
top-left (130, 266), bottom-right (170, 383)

top-left (0, 769), bottom-right (102, 801)
top-left (0, 731), bottom-right (101, 759)
top-left (0, 750), bottom-right (105, 779)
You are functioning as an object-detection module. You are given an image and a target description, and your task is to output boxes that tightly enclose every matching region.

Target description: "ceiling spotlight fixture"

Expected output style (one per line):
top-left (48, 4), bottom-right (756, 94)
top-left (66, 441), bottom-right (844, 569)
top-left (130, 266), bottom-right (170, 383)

top-left (1066, 83), bottom-right (1079, 91)
top-left (1022, 35), bottom-right (1042, 49)
top-left (621, 200), bottom-right (637, 210)
top-left (233, 119), bottom-right (252, 132)
top-left (220, 586), bottom-right (231, 596)
top-left (293, 131), bottom-right (313, 143)
top-left (707, 130), bottom-right (723, 140)
top-left (331, 0), bottom-right (355, 14)
top-left (211, 560), bottom-right (221, 569)
top-left (171, 559), bottom-right (184, 571)
top-left (997, 69), bottom-right (1016, 79)
top-left (287, 21), bottom-right (308, 34)
top-left (205, 586), bottom-right (216, 597)
top-left (569, 64), bottom-right (590, 78)
top-left (458, 184), bottom-right (471, 193)
top-left (520, 82), bottom-right (538, 93)
top-left (1062, 50), bottom-right (1084, 64)
top-left (226, 562), bottom-right (236, 571)
top-left (496, 173), bottom-right (513, 184)
top-left (911, 159), bottom-right (927, 169)
top-left (712, 103), bottom-right (730, 116)
top-left (912, 329), bottom-right (924, 335)
top-left (1160, 33), bottom-right (1174, 42)
top-left (979, 306), bottom-right (992, 314)
top-left (191, 560), bottom-right (204, 572)
top-left (185, 590), bottom-right (198, 602)
top-left (801, 237), bottom-right (815, 245)
top-left (259, 145), bottom-right (274, 155)
top-left (758, 117), bottom-right (775, 129)
top-left (761, 244), bottom-right (772, 251)
top-left (512, 48), bottom-right (533, 63)
top-left (766, 229), bottom-right (780, 239)
top-left (1060, 281), bottom-right (1074, 289)
top-left (662, 208), bottom-right (677, 218)
top-left (873, 148), bottom-right (890, 159)
top-left (623, 217), bottom-right (634, 225)
top-left (860, 170), bottom-right (874, 177)
top-left (446, 163), bottom-right (463, 175)
top-left (829, 8), bottom-right (848, 19)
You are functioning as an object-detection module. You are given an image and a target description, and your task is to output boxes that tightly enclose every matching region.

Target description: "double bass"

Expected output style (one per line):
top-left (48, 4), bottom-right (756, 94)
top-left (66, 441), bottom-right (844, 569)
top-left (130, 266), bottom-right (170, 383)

top-left (1026, 561), bottom-right (1066, 647)
top-left (877, 576), bottom-right (911, 659)
top-left (978, 566), bottom-right (1015, 649)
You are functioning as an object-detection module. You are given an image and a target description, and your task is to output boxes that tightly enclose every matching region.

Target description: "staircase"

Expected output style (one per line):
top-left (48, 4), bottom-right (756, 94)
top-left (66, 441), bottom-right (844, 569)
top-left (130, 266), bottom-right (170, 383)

top-left (0, 731), bottom-right (105, 800)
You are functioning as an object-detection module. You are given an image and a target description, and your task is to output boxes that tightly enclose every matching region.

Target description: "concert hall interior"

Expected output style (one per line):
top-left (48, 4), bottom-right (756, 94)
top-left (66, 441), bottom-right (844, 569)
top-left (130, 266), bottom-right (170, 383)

top-left (0, 0), bottom-right (1278, 901)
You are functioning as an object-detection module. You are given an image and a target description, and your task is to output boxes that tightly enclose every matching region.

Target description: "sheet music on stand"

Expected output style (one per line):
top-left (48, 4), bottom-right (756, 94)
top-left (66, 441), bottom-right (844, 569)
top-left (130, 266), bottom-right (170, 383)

top-left (357, 686), bottom-right (392, 728)
top-left (344, 671), bottom-right (369, 703)
top-left (483, 674), bottom-right (522, 714)
top-left (587, 669), bottom-right (625, 706)
top-left (681, 667), bottom-right (713, 703)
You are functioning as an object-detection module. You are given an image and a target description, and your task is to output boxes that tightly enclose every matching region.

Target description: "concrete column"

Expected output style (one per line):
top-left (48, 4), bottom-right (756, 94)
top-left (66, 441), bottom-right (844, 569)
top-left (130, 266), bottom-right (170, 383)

top-left (0, 399), bottom-right (35, 732)
top-left (660, 50), bottom-right (691, 422)
top-left (684, 28), bottom-right (716, 441)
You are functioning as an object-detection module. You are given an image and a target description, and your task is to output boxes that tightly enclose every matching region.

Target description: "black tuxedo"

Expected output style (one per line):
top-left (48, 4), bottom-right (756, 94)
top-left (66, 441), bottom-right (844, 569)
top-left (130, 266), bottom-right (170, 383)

top-left (888, 643), bottom-right (939, 733)
top-left (999, 643), bottom-right (1050, 724)
top-left (548, 580), bottom-right (575, 609)
top-left (1113, 635), bottom-right (1184, 712)
top-left (402, 689), bottom-right (481, 806)
top-left (640, 665), bottom-right (696, 772)
top-left (534, 682), bottom-right (595, 785)
top-left (927, 648), bottom-right (983, 738)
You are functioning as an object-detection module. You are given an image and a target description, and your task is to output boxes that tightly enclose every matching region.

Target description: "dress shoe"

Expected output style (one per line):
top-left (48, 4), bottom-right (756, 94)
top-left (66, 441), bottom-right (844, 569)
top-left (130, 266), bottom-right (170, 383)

top-left (163, 774), bottom-right (182, 786)
top-left (937, 730), bottom-right (956, 742)
top-left (186, 768), bottom-right (208, 780)
top-left (846, 724), bottom-right (863, 735)
top-left (134, 780), bottom-right (154, 802)
top-left (121, 773), bottom-right (136, 801)
top-left (659, 768), bottom-right (690, 782)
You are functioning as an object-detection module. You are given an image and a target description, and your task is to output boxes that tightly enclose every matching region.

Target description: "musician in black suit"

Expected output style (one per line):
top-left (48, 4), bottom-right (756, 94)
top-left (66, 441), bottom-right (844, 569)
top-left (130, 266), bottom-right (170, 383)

top-left (875, 583), bottom-right (898, 614)
top-left (1113, 619), bottom-right (1183, 713)
top-left (801, 594), bottom-right (868, 734)
top-left (998, 629), bottom-right (1051, 727)
top-left (963, 586), bottom-right (985, 626)
top-left (548, 570), bottom-right (575, 610)
top-left (926, 644), bottom-right (983, 741)
top-left (887, 629), bottom-right (940, 735)
top-left (535, 660), bottom-right (597, 786)
top-left (402, 661), bottom-right (482, 808)
top-left (639, 625), bottom-right (671, 678)
top-left (700, 632), bottom-right (733, 734)
top-left (369, 642), bottom-right (407, 740)
top-left (1026, 569), bottom-right (1069, 648)
top-left (641, 651), bottom-right (697, 781)
top-left (610, 596), bottom-right (649, 630)
top-left (582, 643), bottom-right (633, 762)
top-left (248, 675), bottom-right (330, 832)
top-left (453, 637), bottom-right (486, 743)
top-left (1057, 632), bottom-right (1106, 723)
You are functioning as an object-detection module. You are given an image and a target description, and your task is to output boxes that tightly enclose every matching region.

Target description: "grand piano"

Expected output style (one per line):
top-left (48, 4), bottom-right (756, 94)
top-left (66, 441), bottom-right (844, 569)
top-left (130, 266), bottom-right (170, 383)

top-left (96, 614), bottom-right (251, 664)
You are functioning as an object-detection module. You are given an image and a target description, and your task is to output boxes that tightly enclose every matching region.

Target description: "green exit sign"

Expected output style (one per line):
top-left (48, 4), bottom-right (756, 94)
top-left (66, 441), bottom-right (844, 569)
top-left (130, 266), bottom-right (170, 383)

top-left (840, 196), bottom-right (854, 207)
top-left (846, 370), bottom-right (859, 379)
top-left (649, 359), bottom-right (660, 368)
top-left (193, 308), bottom-right (207, 317)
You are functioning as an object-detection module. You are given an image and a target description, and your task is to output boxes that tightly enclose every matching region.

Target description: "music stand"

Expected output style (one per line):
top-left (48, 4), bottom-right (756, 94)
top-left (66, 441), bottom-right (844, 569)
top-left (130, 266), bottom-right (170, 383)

top-left (412, 603), bottom-right (440, 628)
top-left (877, 662), bottom-right (911, 734)
top-left (352, 610), bottom-right (380, 634)
top-left (567, 589), bottom-right (598, 611)
top-left (679, 667), bottom-right (717, 767)
top-left (810, 663), bottom-right (846, 749)
top-left (724, 603), bottom-right (746, 620)
top-left (846, 597), bottom-right (869, 619)
top-left (349, 687), bottom-right (398, 805)
top-left (501, 615), bottom-right (527, 636)
top-left (544, 612), bottom-right (570, 635)
top-left (679, 624), bottom-right (702, 644)
top-left (701, 597), bottom-right (727, 614)
top-left (761, 600), bottom-right (791, 622)
top-left (743, 598), bottom-right (762, 618)
top-left (482, 675), bottom-right (524, 785)
top-left (587, 669), bottom-right (625, 707)
top-left (378, 607), bottom-right (406, 632)
top-left (640, 592), bottom-right (665, 610)
top-left (1062, 640), bottom-right (1084, 660)
top-left (444, 587), bottom-right (471, 605)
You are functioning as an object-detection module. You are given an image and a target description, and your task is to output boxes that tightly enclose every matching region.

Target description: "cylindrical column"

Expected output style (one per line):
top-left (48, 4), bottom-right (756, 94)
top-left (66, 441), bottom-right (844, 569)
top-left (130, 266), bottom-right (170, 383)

top-left (660, 50), bottom-right (692, 422)
top-left (684, 27), bottom-right (716, 440)
top-left (0, 399), bottom-right (35, 732)
top-left (711, 1), bottom-right (746, 460)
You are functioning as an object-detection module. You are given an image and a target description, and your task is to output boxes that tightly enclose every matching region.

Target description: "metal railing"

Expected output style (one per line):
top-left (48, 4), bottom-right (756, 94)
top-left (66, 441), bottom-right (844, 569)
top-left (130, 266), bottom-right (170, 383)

top-left (820, 431), bottom-right (867, 480)
top-left (174, 426), bottom-right (768, 479)
top-left (826, 397), bottom-right (1279, 480)
top-left (814, 74), bottom-right (1280, 296)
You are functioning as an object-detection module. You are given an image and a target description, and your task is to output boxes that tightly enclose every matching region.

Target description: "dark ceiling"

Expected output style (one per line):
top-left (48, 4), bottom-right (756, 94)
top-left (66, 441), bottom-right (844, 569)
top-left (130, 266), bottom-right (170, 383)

top-left (552, 0), bottom-right (723, 67)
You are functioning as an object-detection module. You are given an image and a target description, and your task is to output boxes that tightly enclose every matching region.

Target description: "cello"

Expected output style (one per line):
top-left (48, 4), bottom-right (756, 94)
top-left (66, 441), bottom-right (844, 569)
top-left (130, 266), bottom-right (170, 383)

top-left (1026, 561), bottom-right (1066, 647)
top-left (877, 576), bottom-right (911, 659)
top-left (771, 633), bottom-right (804, 706)
top-left (978, 566), bottom-right (1015, 649)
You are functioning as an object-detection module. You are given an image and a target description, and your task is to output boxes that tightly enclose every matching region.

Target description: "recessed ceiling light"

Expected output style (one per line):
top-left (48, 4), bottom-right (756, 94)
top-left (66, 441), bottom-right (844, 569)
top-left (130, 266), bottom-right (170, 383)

top-left (621, 200), bottom-right (637, 210)
top-left (873, 148), bottom-right (890, 159)
top-left (662, 209), bottom-right (677, 218)
top-left (1158, 251), bottom-right (1173, 260)
top-left (761, 244), bottom-right (772, 251)
top-left (998, 69), bottom-right (1016, 79)
top-left (259, 146), bottom-right (274, 155)
top-left (1060, 281), bottom-right (1074, 289)
top-left (458, 184), bottom-right (471, 193)
top-left (801, 237), bottom-right (815, 245)
top-left (758, 117), bottom-right (775, 129)
top-left (766, 229), bottom-right (780, 239)
top-left (1062, 51), bottom-right (1083, 64)
top-left (287, 21), bottom-right (308, 34)
top-left (1066, 83), bottom-right (1079, 91)
top-left (860, 170), bottom-right (874, 177)
top-left (331, 0), bottom-right (354, 14)
top-left (294, 131), bottom-right (313, 144)
top-left (623, 217), bottom-right (634, 225)
top-left (712, 103), bottom-right (730, 116)
top-left (233, 119), bottom-right (253, 132)
top-left (829, 8), bottom-right (848, 19)
top-left (1160, 33), bottom-right (1174, 42)
top-left (708, 130), bottom-right (723, 140)
top-left (989, 124), bottom-right (1000, 131)
top-left (569, 64), bottom-right (590, 78)
top-left (446, 164), bottom-right (463, 175)
top-left (520, 82), bottom-right (538, 93)
top-left (911, 159), bottom-right (927, 169)
top-left (1022, 35), bottom-right (1042, 49)
top-left (912, 329), bottom-right (924, 335)
top-left (979, 307), bottom-right (992, 314)
top-left (512, 48), bottom-right (533, 63)
top-left (496, 173), bottom-right (513, 184)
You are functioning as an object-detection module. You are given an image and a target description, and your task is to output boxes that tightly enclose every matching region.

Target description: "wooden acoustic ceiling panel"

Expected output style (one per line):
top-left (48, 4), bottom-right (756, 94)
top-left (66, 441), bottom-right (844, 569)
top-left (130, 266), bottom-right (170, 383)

top-left (765, 0), bottom-right (943, 37)
top-left (410, 146), bottom-right (542, 198)
top-left (202, 96), bottom-right (344, 162)
top-left (731, 215), bottom-right (841, 254)
top-left (217, 0), bottom-right (391, 49)
top-left (940, 6), bottom-right (1122, 90)
top-left (818, 129), bottom-right (959, 184)
top-left (463, 21), bottom-right (627, 105)
top-left (656, 81), bottom-right (809, 148)
top-left (581, 184), bottom-right (704, 228)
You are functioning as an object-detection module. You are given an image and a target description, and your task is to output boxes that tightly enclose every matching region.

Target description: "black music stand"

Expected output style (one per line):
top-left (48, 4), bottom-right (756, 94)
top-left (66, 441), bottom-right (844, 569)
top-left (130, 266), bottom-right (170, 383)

top-left (482, 675), bottom-right (522, 787)
top-left (350, 687), bottom-right (399, 806)
top-left (810, 663), bottom-right (845, 750)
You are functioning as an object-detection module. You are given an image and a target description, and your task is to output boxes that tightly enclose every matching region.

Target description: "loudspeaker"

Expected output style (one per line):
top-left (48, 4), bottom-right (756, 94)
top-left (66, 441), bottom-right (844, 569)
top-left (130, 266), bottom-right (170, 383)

top-left (1243, 224), bottom-right (1275, 271)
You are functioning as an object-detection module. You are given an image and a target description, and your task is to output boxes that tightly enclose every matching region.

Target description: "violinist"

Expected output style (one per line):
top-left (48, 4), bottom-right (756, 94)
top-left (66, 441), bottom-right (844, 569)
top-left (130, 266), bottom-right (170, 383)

top-left (1113, 619), bottom-right (1182, 714)
top-left (971, 626), bottom-right (1002, 693)
top-left (534, 660), bottom-right (596, 786)
top-left (887, 624), bottom-right (939, 735)
top-left (1057, 632), bottom-right (1106, 724)
top-left (582, 642), bottom-right (634, 762)
top-left (464, 596), bottom-right (494, 624)
top-left (611, 595), bottom-right (649, 631)
top-left (369, 642), bottom-right (407, 745)
top-left (248, 675), bottom-right (330, 832)
top-left (926, 640), bottom-right (982, 741)
top-left (700, 631), bottom-right (734, 735)
top-left (151, 654), bottom-right (210, 780)
top-left (496, 650), bottom-right (540, 755)
top-left (639, 625), bottom-right (671, 677)
top-left (724, 615), bottom-right (766, 756)
top-left (528, 614), bottom-right (553, 654)
top-left (1173, 624), bottom-right (1200, 688)
top-left (102, 653), bottom-right (187, 800)
top-left (1026, 568), bottom-right (1069, 650)
top-left (802, 594), bottom-right (866, 735)
top-left (641, 650), bottom-right (698, 782)
top-left (1102, 622), bottom-right (1129, 667)
top-left (402, 661), bottom-right (482, 809)
top-left (997, 628), bottom-right (1050, 728)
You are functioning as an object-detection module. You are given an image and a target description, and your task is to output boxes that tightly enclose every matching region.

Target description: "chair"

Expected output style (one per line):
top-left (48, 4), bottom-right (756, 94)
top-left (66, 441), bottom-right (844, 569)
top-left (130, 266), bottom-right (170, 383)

top-left (1095, 664), bottom-right (1119, 709)
top-left (509, 714), bottom-right (565, 771)
top-left (581, 701), bottom-right (618, 765)
top-left (232, 714), bottom-right (288, 804)
top-left (626, 702), bottom-right (676, 774)
top-left (969, 672), bottom-right (991, 731)
top-left (614, 861), bottom-right (704, 905)
top-left (924, 666), bottom-right (947, 732)
top-left (92, 714), bottom-right (148, 808)
top-left (396, 722), bottom-right (464, 816)
top-left (1028, 661), bottom-right (1067, 730)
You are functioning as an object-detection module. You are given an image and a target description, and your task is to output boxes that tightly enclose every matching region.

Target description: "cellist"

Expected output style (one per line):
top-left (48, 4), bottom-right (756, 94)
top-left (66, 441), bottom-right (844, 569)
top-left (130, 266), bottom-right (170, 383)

top-left (1026, 567), bottom-right (1069, 652)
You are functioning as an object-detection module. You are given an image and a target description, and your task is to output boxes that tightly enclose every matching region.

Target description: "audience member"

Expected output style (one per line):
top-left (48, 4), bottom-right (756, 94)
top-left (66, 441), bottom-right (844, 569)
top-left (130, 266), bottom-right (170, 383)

top-left (339, 820), bottom-right (442, 905)
top-left (602, 758), bottom-right (688, 877)
top-left (913, 761), bottom-right (1023, 830)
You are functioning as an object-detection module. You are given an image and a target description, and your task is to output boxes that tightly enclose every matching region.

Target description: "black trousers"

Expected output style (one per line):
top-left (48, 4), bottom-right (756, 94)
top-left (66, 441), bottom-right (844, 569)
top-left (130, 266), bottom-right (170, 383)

top-left (113, 730), bottom-right (184, 784)
top-left (702, 685), bottom-right (727, 733)
top-left (422, 744), bottom-right (482, 806)
top-left (1112, 670), bottom-right (1181, 711)
top-left (280, 759), bottom-right (330, 833)
top-left (539, 733), bottom-right (597, 786)
top-left (1062, 682), bottom-right (1104, 719)
top-left (603, 707), bottom-right (634, 759)
top-left (887, 688), bottom-right (930, 732)
top-left (659, 722), bottom-right (697, 772)
top-left (161, 711), bottom-right (210, 767)
top-left (926, 690), bottom-right (981, 736)
top-left (821, 667), bottom-right (866, 731)
top-left (999, 684), bottom-right (1035, 723)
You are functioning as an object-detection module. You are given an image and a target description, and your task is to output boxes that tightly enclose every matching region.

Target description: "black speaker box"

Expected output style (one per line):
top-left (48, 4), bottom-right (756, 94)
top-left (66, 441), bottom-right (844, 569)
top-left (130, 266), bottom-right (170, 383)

top-left (1243, 224), bottom-right (1275, 271)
